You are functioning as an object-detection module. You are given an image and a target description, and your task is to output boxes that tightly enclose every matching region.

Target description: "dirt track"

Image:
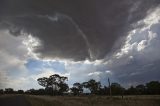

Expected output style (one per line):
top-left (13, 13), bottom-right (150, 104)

top-left (0, 95), bottom-right (31, 106)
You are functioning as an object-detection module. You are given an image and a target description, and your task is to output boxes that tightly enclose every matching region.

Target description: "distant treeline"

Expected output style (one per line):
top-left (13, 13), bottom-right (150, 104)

top-left (0, 74), bottom-right (160, 96)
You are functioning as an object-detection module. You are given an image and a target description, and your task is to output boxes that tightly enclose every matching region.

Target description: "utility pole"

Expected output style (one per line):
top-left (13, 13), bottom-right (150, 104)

top-left (108, 78), bottom-right (112, 97)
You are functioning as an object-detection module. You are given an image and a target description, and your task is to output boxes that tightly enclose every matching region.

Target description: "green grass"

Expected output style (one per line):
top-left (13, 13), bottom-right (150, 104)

top-left (26, 95), bottom-right (160, 106)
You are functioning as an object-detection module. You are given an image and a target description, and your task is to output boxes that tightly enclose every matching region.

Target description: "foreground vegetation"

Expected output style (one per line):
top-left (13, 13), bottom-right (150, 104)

top-left (26, 95), bottom-right (160, 106)
top-left (0, 74), bottom-right (160, 106)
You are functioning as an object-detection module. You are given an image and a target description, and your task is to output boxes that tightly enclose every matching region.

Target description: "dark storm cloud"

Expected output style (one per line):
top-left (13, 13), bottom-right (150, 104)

top-left (4, 14), bottom-right (90, 60)
top-left (112, 60), bottom-right (160, 85)
top-left (0, 0), bottom-right (160, 61)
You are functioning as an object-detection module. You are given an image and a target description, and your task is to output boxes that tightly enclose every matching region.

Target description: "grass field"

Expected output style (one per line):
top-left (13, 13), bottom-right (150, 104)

top-left (25, 95), bottom-right (160, 106)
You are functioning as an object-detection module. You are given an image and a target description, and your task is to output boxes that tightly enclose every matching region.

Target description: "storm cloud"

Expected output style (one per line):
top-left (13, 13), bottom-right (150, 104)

top-left (0, 0), bottom-right (160, 89)
top-left (0, 0), bottom-right (159, 61)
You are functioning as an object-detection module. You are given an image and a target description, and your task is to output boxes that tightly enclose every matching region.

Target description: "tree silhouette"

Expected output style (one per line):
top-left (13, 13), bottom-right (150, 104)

top-left (98, 86), bottom-right (108, 95)
top-left (36, 76), bottom-right (160, 96)
top-left (146, 81), bottom-right (160, 95)
top-left (17, 90), bottom-right (24, 94)
top-left (4, 88), bottom-right (14, 94)
top-left (0, 89), bottom-right (4, 94)
top-left (126, 86), bottom-right (137, 95)
top-left (70, 82), bottom-right (83, 95)
top-left (111, 83), bottom-right (124, 95)
top-left (37, 77), bottom-right (49, 88)
top-left (82, 79), bottom-right (101, 94)
top-left (37, 74), bottom-right (68, 95)
top-left (135, 84), bottom-right (146, 95)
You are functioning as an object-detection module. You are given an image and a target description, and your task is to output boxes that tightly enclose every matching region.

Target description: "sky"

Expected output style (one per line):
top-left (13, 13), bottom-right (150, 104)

top-left (0, 0), bottom-right (160, 90)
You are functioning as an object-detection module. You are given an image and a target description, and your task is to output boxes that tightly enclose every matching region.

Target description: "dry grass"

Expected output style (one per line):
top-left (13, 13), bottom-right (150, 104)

top-left (26, 95), bottom-right (160, 106)
top-left (0, 94), bottom-right (19, 98)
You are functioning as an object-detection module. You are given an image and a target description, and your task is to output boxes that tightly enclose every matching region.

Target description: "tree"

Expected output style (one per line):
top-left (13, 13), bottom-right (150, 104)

top-left (111, 83), bottom-right (124, 95)
top-left (37, 89), bottom-right (45, 95)
top-left (48, 74), bottom-right (68, 95)
top-left (27, 89), bottom-right (36, 95)
top-left (126, 86), bottom-right (137, 95)
top-left (59, 83), bottom-right (69, 95)
top-left (146, 81), bottom-right (160, 95)
top-left (82, 79), bottom-right (101, 94)
top-left (0, 89), bottom-right (4, 95)
top-left (37, 74), bottom-right (68, 95)
top-left (17, 90), bottom-right (24, 94)
top-left (37, 77), bottom-right (49, 88)
top-left (70, 82), bottom-right (83, 95)
top-left (135, 84), bottom-right (146, 95)
top-left (98, 86), bottom-right (108, 95)
top-left (4, 88), bottom-right (14, 94)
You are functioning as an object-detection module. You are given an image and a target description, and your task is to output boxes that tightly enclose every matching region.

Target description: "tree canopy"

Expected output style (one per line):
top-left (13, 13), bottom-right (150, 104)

top-left (37, 74), bottom-right (68, 95)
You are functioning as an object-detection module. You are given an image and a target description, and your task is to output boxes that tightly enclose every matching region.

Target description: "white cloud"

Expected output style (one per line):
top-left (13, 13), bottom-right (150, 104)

top-left (88, 72), bottom-right (102, 76)
top-left (107, 7), bottom-right (160, 68)
top-left (101, 6), bottom-right (160, 85)
top-left (105, 70), bottom-right (112, 74)
top-left (22, 34), bottom-right (41, 59)
top-left (0, 29), bottom-right (42, 90)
